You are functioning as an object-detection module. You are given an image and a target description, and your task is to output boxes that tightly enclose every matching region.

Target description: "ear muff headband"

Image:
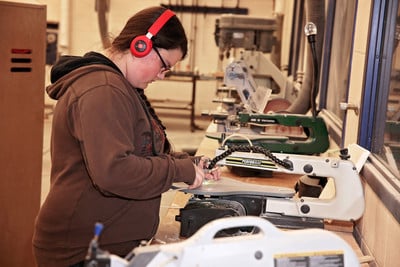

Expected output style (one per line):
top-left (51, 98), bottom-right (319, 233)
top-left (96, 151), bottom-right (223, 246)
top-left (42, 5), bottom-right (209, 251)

top-left (130, 9), bottom-right (175, 58)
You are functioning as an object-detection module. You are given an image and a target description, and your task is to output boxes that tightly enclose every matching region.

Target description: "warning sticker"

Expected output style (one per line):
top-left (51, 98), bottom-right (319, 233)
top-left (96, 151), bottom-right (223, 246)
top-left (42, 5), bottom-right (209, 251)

top-left (274, 250), bottom-right (345, 267)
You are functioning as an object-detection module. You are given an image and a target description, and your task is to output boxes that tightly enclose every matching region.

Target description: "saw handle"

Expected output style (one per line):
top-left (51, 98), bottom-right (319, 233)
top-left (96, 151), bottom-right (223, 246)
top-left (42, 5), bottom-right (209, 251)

top-left (192, 216), bottom-right (280, 245)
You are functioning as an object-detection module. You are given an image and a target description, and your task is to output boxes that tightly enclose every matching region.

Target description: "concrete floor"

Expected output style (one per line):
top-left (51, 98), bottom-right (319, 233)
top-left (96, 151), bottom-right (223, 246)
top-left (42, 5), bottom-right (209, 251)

top-left (41, 110), bottom-right (212, 205)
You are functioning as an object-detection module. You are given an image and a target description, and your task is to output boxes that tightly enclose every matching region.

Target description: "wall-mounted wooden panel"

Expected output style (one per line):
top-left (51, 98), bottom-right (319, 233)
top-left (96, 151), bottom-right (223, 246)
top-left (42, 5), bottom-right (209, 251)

top-left (0, 1), bottom-right (46, 266)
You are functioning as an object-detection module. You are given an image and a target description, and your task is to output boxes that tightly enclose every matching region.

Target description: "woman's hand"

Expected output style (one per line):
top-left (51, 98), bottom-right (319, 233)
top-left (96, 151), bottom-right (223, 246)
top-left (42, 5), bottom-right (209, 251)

top-left (188, 157), bottom-right (221, 189)
top-left (204, 165), bottom-right (221, 181)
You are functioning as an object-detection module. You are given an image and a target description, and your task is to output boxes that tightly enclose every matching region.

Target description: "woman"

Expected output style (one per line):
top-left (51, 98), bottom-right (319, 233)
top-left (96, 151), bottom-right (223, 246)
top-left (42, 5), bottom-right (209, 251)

top-left (33, 6), bottom-right (220, 267)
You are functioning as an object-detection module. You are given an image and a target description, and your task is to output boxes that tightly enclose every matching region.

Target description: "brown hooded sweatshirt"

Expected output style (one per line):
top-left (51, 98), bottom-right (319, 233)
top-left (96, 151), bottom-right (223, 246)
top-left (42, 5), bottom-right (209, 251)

top-left (33, 52), bottom-right (195, 266)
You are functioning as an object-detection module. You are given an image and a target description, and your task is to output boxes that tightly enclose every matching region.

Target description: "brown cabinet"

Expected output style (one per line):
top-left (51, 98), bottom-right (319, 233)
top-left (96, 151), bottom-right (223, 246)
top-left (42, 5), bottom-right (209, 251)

top-left (0, 1), bottom-right (46, 266)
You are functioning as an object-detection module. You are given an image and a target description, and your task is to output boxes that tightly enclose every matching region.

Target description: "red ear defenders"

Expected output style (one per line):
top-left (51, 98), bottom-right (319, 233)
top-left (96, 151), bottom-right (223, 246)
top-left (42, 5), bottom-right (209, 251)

top-left (130, 9), bottom-right (175, 58)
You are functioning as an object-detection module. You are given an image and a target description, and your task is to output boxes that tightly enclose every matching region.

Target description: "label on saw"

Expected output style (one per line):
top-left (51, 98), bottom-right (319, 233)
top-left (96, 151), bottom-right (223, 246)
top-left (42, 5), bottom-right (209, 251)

top-left (274, 250), bottom-right (344, 267)
top-left (225, 156), bottom-right (278, 169)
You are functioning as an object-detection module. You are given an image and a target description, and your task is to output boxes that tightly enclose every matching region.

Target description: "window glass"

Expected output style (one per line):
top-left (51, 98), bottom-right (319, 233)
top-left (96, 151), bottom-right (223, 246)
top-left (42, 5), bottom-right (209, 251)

top-left (379, 9), bottom-right (400, 176)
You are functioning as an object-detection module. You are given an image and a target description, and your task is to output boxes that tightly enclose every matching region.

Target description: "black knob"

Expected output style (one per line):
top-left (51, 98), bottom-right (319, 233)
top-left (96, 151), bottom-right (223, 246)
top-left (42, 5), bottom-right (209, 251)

top-left (300, 204), bottom-right (310, 214)
top-left (303, 164), bottom-right (313, 173)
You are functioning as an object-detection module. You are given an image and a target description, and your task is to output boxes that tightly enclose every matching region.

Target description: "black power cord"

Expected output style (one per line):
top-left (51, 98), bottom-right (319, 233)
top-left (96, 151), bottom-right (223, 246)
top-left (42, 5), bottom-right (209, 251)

top-left (207, 145), bottom-right (293, 170)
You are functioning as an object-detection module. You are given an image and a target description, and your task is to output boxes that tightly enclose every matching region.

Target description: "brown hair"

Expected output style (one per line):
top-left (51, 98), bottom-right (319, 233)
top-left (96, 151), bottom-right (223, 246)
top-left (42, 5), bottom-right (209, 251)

top-left (112, 6), bottom-right (188, 59)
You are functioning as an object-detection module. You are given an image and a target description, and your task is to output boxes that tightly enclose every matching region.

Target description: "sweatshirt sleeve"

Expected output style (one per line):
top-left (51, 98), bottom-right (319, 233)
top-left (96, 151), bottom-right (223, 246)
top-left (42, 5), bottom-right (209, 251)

top-left (68, 80), bottom-right (195, 200)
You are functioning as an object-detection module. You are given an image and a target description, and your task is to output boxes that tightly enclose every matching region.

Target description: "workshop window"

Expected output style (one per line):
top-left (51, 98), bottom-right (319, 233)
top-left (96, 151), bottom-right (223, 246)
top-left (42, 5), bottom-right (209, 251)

top-left (361, 0), bottom-right (400, 179)
top-left (382, 5), bottom-right (400, 177)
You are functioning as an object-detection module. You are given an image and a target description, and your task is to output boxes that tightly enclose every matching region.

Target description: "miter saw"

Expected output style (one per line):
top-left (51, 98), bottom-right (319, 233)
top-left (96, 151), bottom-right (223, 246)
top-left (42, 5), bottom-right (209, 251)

top-left (84, 216), bottom-right (360, 267)
top-left (174, 145), bottom-right (365, 237)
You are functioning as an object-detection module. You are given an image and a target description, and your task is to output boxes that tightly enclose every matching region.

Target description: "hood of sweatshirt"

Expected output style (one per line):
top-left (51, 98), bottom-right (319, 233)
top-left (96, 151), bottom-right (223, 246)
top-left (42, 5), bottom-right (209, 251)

top-left (46, 52), bottom-right (122, 100)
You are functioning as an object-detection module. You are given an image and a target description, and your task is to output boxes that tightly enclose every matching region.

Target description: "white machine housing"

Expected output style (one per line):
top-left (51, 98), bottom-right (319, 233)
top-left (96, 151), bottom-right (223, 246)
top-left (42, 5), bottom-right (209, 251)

top-left (122, 216), bottom-right (360, 267)
top-left (214, 149), bottom-right (365, 222)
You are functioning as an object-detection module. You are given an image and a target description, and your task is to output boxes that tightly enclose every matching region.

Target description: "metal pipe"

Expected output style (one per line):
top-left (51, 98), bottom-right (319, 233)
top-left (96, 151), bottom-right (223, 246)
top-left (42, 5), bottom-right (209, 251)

top-left (286, 0), bottom-right (324, 114)
top-left (95, 0), bottom-right (111, 49)
top-left (59, 0), bottom-right (70, 54)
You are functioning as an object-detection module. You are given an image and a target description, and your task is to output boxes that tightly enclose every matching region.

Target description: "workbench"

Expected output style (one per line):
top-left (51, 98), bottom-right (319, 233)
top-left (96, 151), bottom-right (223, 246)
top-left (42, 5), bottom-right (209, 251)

top-left (154, 125), bottom-right (371, 266)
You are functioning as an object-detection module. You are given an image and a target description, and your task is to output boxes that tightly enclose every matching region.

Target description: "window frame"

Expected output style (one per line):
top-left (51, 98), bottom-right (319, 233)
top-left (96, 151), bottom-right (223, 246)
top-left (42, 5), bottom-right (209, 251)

top-left (359, 0), bottom-right (395, 152)
top-left (359, 0), bottom-right (400, 222)
top-left (319, 0), bottom-right (400, 223)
